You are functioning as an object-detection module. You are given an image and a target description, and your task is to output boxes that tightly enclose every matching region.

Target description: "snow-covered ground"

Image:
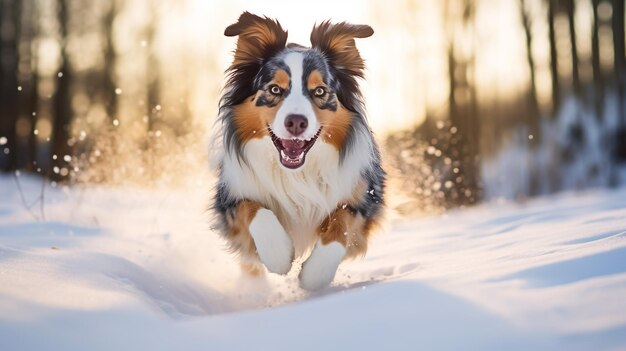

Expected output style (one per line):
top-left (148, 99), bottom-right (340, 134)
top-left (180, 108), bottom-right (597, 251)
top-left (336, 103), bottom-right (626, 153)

top-left (1, 174), bottom-right (625, 350)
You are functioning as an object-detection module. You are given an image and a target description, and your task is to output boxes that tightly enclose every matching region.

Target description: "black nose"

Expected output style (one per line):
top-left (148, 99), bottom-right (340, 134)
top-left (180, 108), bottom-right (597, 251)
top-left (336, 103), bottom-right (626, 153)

top-left (284, 114), bottom-right (308, 136)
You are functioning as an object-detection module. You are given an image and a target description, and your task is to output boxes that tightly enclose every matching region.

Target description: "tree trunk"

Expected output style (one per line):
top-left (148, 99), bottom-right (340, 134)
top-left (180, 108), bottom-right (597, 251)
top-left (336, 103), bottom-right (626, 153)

top-left (547, 0), bottom-right (560, 115)
top-left (612, 0), bottom-right (626, 163)
top-left (444, 0), bottom-right (480, 204)
top-left (591, 0), bottom-right (604, 121)
top-left (51, 0), bottom-right (73, 181)
top-left (28, 6), bottom-right (40, 172)
top-left (613, 0), bottom-right (625, 125)
top-left (15, 0), bottom-right (40, 171)
top-left (28, 59), bottom-right (40, 171)
top-left (566, 0), bottom-right (580, 94)
top-left (102, 0), bottom-right (117, 120)
top-left (519, 0), bottom-right (540, 145)
top-left (146, 3), bottom-right (160, 133)
top-left (447, 44), bottom-right (457, 122)
top-left (0, 0), bottom-right (21, 171)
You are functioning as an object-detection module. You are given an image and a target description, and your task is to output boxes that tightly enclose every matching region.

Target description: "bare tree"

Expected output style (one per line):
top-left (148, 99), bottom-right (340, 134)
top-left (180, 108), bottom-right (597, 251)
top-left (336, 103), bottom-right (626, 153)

top-left (0, 0), bottom-right (21, 171)
top-left (591, 0), bottom-right (604, 120)
top-left (16, 0), bottom-right (41, 171)
top-left (547, 0), bottom-right (560, 114)
top-left (443, 0), bottom-right (480, 204)
top-left (565, 0), bottom-right (580, 94)
top-left (612, 0), bottom-right (626, 162)
top-left (102, 0), bottom-right (118, 120)
top-left (612, 0), bottom-right (625, 124)
top-left (519, 0), bottom-right (540, 145)
top-left (146, 2), bottom-right (161, 134)
top-left (51, 0), bottom-right (73, 180)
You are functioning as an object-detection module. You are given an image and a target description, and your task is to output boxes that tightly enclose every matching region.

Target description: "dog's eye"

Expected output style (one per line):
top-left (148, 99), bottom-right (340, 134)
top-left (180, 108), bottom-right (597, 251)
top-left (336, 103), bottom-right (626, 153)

top-left (269, 85), bottom-right (282, 96)
top-left (314, 87), bottom-right (327, 98)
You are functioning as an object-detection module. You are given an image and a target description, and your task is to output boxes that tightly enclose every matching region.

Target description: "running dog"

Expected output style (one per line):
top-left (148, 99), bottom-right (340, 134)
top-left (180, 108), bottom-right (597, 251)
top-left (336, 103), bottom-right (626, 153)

top-left (212, 12), bottom-right (385, 290)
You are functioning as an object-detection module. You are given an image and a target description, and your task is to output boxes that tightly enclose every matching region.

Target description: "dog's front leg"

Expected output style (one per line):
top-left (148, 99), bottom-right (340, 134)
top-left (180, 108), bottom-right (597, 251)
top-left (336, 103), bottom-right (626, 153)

top-left (221, 200), bottom-right (294, 275)
top-left (299, 207), bottom-right (370, 290)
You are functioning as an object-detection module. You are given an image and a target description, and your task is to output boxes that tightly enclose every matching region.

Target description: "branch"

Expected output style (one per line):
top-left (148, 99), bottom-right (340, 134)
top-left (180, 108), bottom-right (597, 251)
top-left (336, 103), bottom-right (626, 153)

top-left (13, 171), bottom-right (41, 221)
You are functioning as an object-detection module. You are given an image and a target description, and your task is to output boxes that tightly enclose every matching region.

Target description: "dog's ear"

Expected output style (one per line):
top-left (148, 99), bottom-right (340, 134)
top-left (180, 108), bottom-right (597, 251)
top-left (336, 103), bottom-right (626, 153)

top-left (310, 21), bottom-right (373, 78)
top-left (225, 12), bottom-right (288, 67)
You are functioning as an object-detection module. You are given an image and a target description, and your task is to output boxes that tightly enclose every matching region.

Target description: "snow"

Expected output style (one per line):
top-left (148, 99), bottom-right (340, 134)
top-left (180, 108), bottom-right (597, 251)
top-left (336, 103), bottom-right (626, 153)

top-left (1, 174), bottom-right (626, 350)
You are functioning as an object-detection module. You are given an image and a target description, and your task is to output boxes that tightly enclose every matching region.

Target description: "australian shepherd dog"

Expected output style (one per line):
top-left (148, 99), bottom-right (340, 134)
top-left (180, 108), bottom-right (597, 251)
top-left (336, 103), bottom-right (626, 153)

top-left (211, 12), bottom-right (385, 290)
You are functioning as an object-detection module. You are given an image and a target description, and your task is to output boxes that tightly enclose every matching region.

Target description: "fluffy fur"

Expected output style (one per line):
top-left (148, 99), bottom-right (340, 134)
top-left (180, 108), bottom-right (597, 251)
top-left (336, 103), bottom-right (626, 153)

top-left (211, 12), bottom-right (385, 290)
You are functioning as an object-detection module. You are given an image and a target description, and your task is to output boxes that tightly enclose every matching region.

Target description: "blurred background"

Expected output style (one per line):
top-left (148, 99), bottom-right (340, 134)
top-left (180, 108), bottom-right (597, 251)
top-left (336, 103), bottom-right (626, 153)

top-left (0, 0), bottom-right (624, 214)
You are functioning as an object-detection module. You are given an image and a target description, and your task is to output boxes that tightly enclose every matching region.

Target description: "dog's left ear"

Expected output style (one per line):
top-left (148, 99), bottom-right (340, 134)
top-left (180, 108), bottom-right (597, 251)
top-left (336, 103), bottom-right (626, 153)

top-left (225, 12), bottom-right (288, 67)
top-left (310, 21), bottom-right (373, 78)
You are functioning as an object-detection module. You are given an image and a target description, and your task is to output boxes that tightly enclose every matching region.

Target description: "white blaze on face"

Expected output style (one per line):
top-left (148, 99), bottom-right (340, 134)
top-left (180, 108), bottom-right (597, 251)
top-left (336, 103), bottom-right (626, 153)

top-left (271, 52), bottom-right (319, 140)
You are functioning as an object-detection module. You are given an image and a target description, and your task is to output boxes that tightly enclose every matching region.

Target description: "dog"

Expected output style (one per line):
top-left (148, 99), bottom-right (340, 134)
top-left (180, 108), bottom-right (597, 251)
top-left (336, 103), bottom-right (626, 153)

top-left (211, 12), bottom-right (385, 290)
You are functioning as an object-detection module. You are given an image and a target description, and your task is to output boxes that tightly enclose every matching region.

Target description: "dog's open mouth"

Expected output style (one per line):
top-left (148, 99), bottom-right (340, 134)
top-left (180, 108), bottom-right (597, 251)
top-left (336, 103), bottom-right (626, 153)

top-left (269, 128), bottom-right (320, 169)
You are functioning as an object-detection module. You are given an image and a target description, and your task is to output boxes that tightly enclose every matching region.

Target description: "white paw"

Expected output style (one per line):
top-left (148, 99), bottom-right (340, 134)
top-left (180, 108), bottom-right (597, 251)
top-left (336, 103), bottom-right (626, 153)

top-left (249, 209), bottom-right (293, 275)
top-left (299, 241), bottom-right (346, 291)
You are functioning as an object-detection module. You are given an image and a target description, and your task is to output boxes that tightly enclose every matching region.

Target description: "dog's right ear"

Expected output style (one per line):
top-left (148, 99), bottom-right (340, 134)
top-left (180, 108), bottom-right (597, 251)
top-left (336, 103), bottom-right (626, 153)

top-left (225, 12), bottom-right (288, 67)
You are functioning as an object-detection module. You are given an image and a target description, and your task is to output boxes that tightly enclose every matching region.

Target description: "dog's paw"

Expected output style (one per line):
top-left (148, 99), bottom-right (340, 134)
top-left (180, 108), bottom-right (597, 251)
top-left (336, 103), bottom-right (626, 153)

top-left (249, 208), bottom-right (293, 275)
top-left (299, 241), bottom-right (346, 291)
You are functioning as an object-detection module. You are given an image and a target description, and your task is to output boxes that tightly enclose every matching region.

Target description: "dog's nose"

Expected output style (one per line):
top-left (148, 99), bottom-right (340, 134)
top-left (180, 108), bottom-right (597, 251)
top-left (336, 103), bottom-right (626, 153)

top-left (284, 114), bottom-right (308, 136)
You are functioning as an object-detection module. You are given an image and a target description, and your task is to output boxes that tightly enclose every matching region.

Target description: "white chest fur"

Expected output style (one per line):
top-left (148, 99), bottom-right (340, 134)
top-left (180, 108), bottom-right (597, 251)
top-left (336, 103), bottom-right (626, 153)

top-left (221, 136), bottom-right (371, 254)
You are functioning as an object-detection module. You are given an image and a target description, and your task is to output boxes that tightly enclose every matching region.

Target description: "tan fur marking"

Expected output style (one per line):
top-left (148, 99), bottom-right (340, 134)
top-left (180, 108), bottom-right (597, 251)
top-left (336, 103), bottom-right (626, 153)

top-left (224, 200), bottom-right (261, 264)
top-left (233, 98), bottom-right (267, 143)
top-left (318, 208), bottom-right (368, 259)
top-left (307, 70), bottom-right (324, 89)
top-left (273, 69), bottom-right (290, 89)
top-left (316, 104), bottom-right (353, 151)
top-left (347, 178), bottom-right (368, 207)
top-left (317, 175), bottom-right (383, 259)
top-left (240, 262), bottom-right (264, 276)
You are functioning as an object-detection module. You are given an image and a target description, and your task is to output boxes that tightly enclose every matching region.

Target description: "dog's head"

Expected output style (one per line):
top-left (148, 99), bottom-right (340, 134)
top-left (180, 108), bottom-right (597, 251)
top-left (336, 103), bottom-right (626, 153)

top-left (221, 12), bottom-right (373, 170)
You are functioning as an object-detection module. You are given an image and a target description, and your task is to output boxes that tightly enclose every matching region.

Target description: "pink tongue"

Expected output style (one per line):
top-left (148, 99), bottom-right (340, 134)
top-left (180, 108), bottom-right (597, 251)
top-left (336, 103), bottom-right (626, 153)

top-left (281, 139), bottom-right (306, 158)
top-left (282, 139), bottom-right (306, 149)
